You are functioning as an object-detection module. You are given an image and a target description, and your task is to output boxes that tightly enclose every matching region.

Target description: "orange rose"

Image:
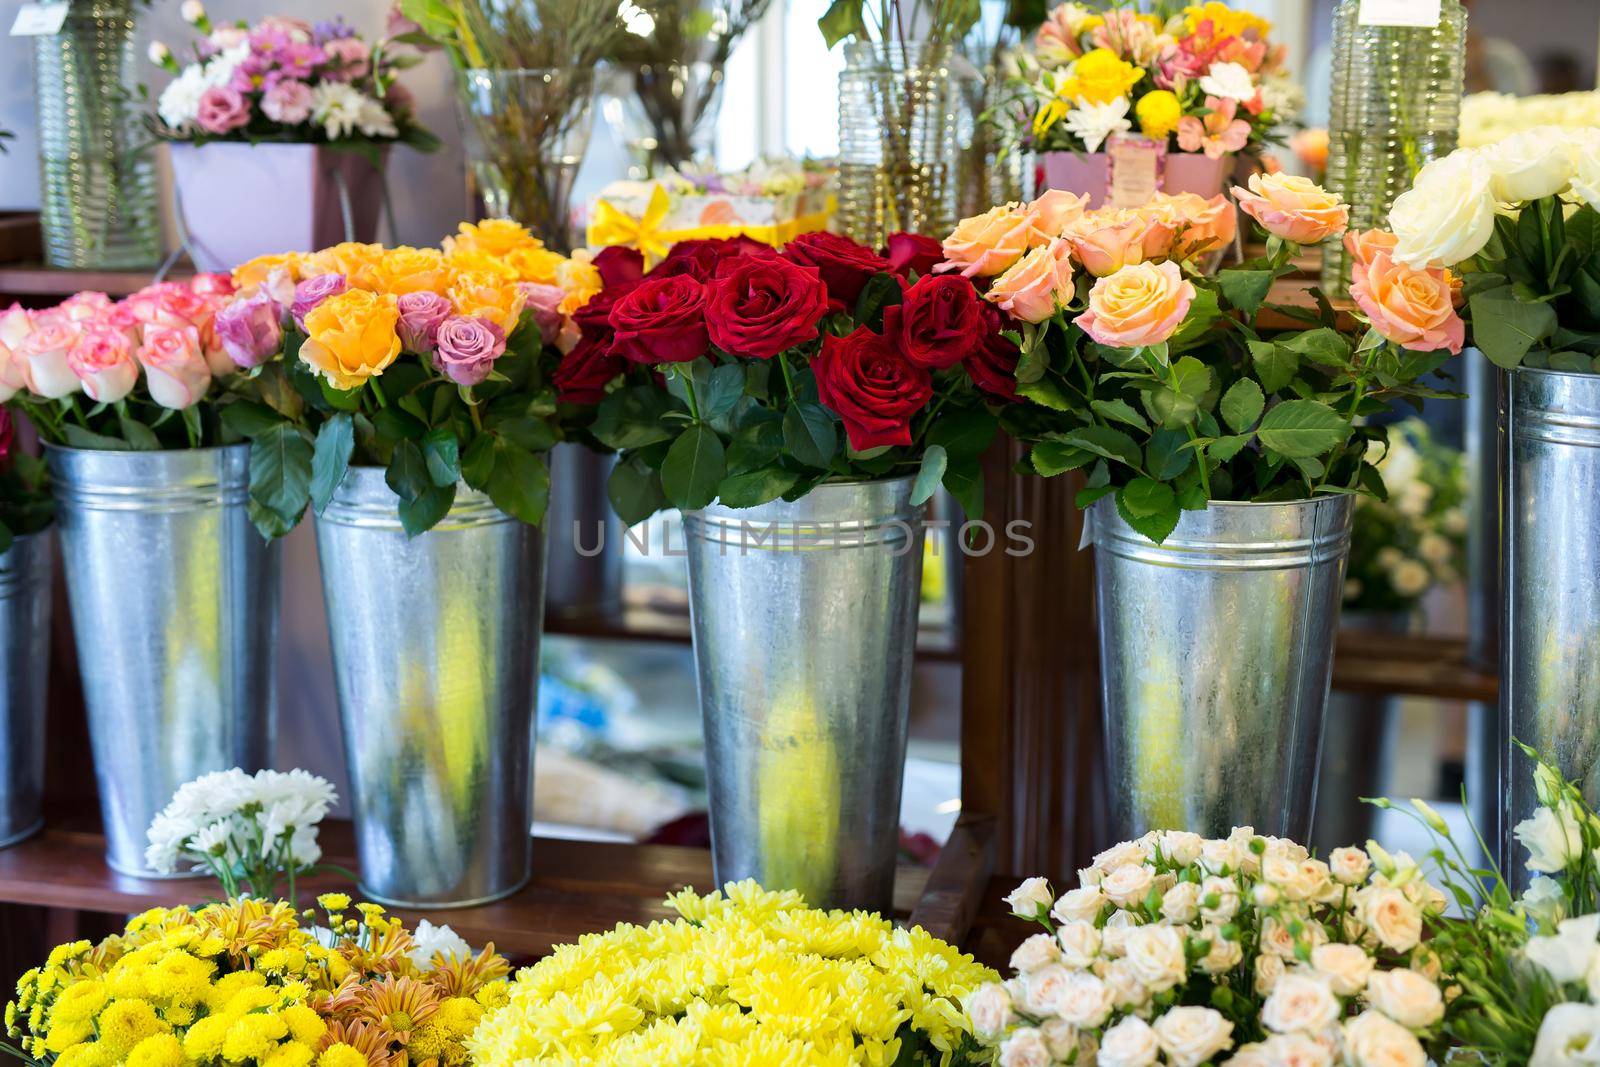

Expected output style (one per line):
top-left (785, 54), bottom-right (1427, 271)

top-left (986, 239), bottom-right (1076, 324)
top-left (448, 273), bottom-right (527, 335)
top-left (232, 252), bottom-right (303, 292)
top-left (368, 246), bottom-right (450, 295)
top-left (444, 248), bottom-right (521, 284)
top-left (939, 204), bottom-right (1040, 278)
top-left (443, 218), bottom-right (540, 258)
top-left (505, 245), bottom-right (570, 285)
top-left (556, 255), bottom-right (603, 316)
top-left (1232, 173), bottom-right (1349, 245)
top-left (1349, 248), bottom-right (1464, 355)
top-left (1152, 192), bottom-right (1239, 261)
top-left (1343, 228), bottom-right (1399, 271)
top-left (1071, 214), bottom-right (1176, 278)
top-left (300, 288), bottom-right (401, 390)
top-left (1074, 260), bottom-right (1196, 349)
top-left (305, 241), bottom-right (386, 281)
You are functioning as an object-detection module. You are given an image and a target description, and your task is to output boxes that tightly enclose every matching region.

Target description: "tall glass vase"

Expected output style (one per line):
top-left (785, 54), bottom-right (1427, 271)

top-left (956, 64), bottom-right (1026, 218)
top-left (600, 61), bottom-right (724, 179)
top-left (460, 67), bottom-right (596, 253)
top-left (837, 41), bottom-right (960, 248)
top-left (32, 0), bottom-right (161, 269)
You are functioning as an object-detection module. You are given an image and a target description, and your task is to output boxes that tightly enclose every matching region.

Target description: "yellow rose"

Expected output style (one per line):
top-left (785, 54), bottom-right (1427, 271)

top-left (300, 289), bottom-right (401, 390)
top-left (448, 274), bottom-right (526, 335)
top-left (443, 248), bottom-right (520, 284)
top-left (305, 242), bottom-right (385, 282)
top-left (368, 246), bottom-right (449, 295)
top-left (1184, 2), bottom-right (1271, 39)
top-left (1136, 90), bottom-right (1183, 141)
top-left (1059, 48), bottom-right (1144, 106)
top-left (556, 255), bottom-right (602, 315)
top-left (232, 253), bottom-right (303, 291)
top-left (443, 219), bottom-right (539, 258)
top-left (506, 245), bottom-right (569, 285)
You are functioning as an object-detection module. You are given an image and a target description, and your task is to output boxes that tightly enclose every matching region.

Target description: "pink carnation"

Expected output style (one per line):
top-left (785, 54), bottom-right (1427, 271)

top-left (262, 79), bottom-right (314, 125)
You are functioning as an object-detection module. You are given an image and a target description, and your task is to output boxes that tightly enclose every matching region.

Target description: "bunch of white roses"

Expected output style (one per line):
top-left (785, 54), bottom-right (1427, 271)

top-left (145, 767), bottom-right (336, 897)
top-left (966, 827), bottom-right (1452, 1067)
top-left (1458, 91), bottom-right (1600, 151)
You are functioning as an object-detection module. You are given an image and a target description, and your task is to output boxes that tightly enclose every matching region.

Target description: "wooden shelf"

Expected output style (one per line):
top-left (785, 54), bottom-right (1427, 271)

top-left (1331, 630), bottom-right (1495, 703)
top-left (0, 263), bottom-right (190, 299)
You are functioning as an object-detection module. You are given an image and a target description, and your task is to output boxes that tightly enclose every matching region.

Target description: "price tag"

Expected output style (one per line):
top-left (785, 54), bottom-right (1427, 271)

top-left (10, 2), bottom-right (68, 36)
top-left (1357, 0), bottom-right (1442, 27)
top-left (1108, 134), bottom-right (1162, 209)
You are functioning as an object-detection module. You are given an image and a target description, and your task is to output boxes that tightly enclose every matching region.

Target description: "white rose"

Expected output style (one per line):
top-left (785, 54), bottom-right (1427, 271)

top-left (1516, 805), bottom-right (1585, 874)
top-left (1256, 954), bottom-right (1287, 997)
top-left (1011, 932), bottom-right (1062, 974)
top-left (1200, 839), bottom-right (1240, 875)
top-left (1358, 887), bottom-right (1423, 953)
top-left (180, 0), bottom-right (206, 24)
top-left (1482, 127), bottom-right (1575, 203)
top-left (1095, 840), bottom-right (1152, 873)
top-left (1053, 885), bottom-right (1106, 925)
top-left (1418, 534), bottom-right (1454, 567)
top-left (1100, 1016), bottom-right (1161, 1067)
top-left (1201, 876), bottom-right (1241, 923)
top-left (1198, 60), bottom-right (1256, 101)
top-left (1311, 942), bottom-right (1376, 996)
top-left (1344, 1010), bottom-right (1426, 1067)
top-left (1532, 1002), bottom-right (1600, 1067)
top-left (966, 983), bottom-right (1015, 1038)
top-left (1365, 968), bottom-right (1443, 1030)
top-left (1102, 908), bottom-right (1141, 957)
top-left (1261, 973), bottom-right (1341, 1035)
top-left (1197, 926), bottom-right (1243, 976)
top-left (1103, 956), bottom-right (1151, 1011)
top-left (1103, 864), bottom-right (1158, 908)
top-left (1227, 1042), bottom-right (1273, 1067)
top-left (1228, 827), bottom-right (1264, 875)
top-left (1262, 854), bottom-right (1301, 888)
top-left (1389, 559), bottom-right (1431, 598)
top-left (1041, 1018), bottom-right (1079, 1060)
top-left (1123, 924), bottom-right (1187, 993)
top-left (1006, 876), bottom-right (1055, 920)
top-left (1260, 916), bottom-right (1300, 960)
top-left (1080, 866), bottom-right (1105, 887)
top-left (1389, 149), bottom-right (1497, 268)
top-left (1260, 1033), bottom-right (1335, 1067)
top-left (1019, 963), bottom-right (1073, 1017)
top-left (1329, 846), bottom-right (1372, 887)
top-left (1000, 1027), bottom-right (1052, 1067)
top-left (1569, 137), bottom-right (1600, 212)
top-left (1154, 1006), bottom-right (1235, 1067)
top-left (1160, 831), bottom-right (1205, 867)
top-left (1161, 881), bottom-right (1202, 925)
top-left (1052, 971), bottom-right (1115, 1028)
top-left (1056, 921), bottom-right (1103, 969)
top-left (1526, 913), bottom-right (1600, 985)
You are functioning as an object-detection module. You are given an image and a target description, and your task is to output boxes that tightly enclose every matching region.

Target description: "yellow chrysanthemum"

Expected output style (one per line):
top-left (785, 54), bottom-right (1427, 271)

top-left (221, 1010), bottom-right (289, 1062)
top-left (50, 980), bottom-right (108, 1025)
top-left (96, 998), bottom-right (167, 1054)
top-left (126, 1032), bottom-right (185, 1067)
top-left (1136, 89), bottom-right (1184, 140)
top-left (316, 894), bottom-right (351, 913)
top-left (263, 1041), bottom-right (316, 1067)
top-left (1058, 47), bottom-right (1144, 106)
top-left (317, 1043), bottom-right (370, 1067)
top-left (282, 1004), bottom-right (327, 1046)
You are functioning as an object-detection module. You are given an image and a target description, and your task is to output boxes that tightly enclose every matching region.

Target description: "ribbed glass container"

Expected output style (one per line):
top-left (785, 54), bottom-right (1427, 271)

top-left (33, 0), bottom-right (161, 270)
top-left (1321, 0), bottom-right (1466, 297)
top-left (836, 41), bottom-right (959, 248)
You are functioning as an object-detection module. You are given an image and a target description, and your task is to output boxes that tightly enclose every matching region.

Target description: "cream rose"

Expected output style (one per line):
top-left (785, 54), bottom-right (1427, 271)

top-left (1358, 887), bottom-right (1423, 953)
top-left (1256, 954), bottom-right (1287, 997)
top-left (966, 983), bottom-right (1015, 1038)
top-left (1010, 932), bottom-right (1062, 974)
top-left (1040, 1018), bottom-right (1079, 1060)
top-left (1262, 854), bottom-right (1301, 889)
top-left (1160, 880), bottom-right (1202, 925)
top-left (1232, 172), bottom-right (1350, 245)
top-left (1329, 846), bottom-right (1372, 886)
top-left (1005, 876), bottom-right (1055, 920)
top-left (1052, 971), bottom-right (1115, 1028)
top-left (1342, 1010), bottom-right (1426, 1067)
top-left (1105, 956), bottom-right (1151, 1011)
top-left (1070, 215), bottom-right (1175, 277)
top-left (1056, 921), bottom-right (1103, 969)
top-left (1388, 150), bottom-right (1496, 268)
top-left (1261, 1033), bottom-right (1335, 1067)
top-left (1102, 909), bottom-right (1140, 957)
top-left (1094, 840), bottom-right (1152, 873)
top-left (1196, 926), bottom-right (1243, 976)
top-left (1075, 260), bottom-right (1195, 349)
top-left (999, 1027), bottom-right (1052, 1067)
top-left (1102, 863), bottom-right (1158, 909)
top-left (1262, 973), bottom-right (1341, 1034)
top-left (1019, 963), bottom-right (1073, 1017)
top-left (1154, 1006), bottom-right (1235, 1067)
top-left (1160, 831), bottom-right (1205, 867)
top-left (1570, 135), bottom-right (1600, 212)
top-left (1311, 942), bottom-right (1375, 996)
top-left (1200, 876), bottom-right (1242, 923)
top-left (941, 203), bottom-right (1039, 278)
top-left (1515, 804), bottom-right (1585, 874)
top-left (1364, 968), bottom-right (1443, 1030)
top-left (1123, 924), bottom-right (1187, 993)
top-left (987, 239), bottom-right (1076, 324)
top-left (1100, 1016), bottom-right (1161, 1067)
top-left (1482, 127), bottom-right (1574, 203)
top-left (1052, 885), bottom-right (1106, 925)
top-left (1200, 839), bottom-right (1240, 875)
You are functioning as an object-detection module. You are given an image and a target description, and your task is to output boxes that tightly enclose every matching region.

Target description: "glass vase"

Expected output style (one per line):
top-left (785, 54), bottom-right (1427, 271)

top-left (33, 0), bottom-right (161, 270)
top-left (1321, 0), bottom-right (1466, 298)
top-left (460, 67), bottom-right (596, 253)
top-left (957, 63), bottom-right (1026, 218)
top-left (600, 61), bottom-right (724, 179)
top-left (837, 41), bottom-right (960, 248)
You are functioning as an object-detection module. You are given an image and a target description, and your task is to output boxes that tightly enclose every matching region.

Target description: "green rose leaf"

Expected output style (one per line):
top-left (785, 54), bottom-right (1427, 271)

top-left (783, 402), bottom-right (837, 469)
top-left (715, 466), bottom-right (800, 509)
top-left (1256, 399), bottom-right (1349, 459)
top-left (661, 425), bottom-right (727, 511)
top-left (1207, 433), bottom-right (1253, 464)
top-left (1220, 379), bottom-right (1265, 434)
top-left (1032, 441), bottom-right (1092, 477)
top-left (1116, 477), bottom-right (1180, 544)
top-left (608, 456), bottom-right (667, 526)
top-left (725, 414), bottom-right (785, 475)
top-left (1218, 269), bottom-right (1275, 319)
top-left (928, 409), bottom-right (997, 459)
top-left (910, 444), bottom-right (948, 507)
top-left (484, 440), bottom-right (550, 526)
top-left (1470, 286), bottom-right (1558, 369)
top-left (942, 458), bottom-right (983, 521)
top-left (220, 400), bottom-right (286, 439)
top-left (399, 483), bottom-right (456, 537)
top-left (385, 439), bottom-right (432, 503)
top-left (1250, 340), bottom-right (1299, 394)
top-left (421, 427), bottom-right (461, 489)
top-left (1281, 327), bottom-right (1352, 368)
top-left (1018, 376), bottom-right (1073, 411)
top-left (1091, 397), bottom-right (1150, 433)
top-left (248, 421), bottom-right (314, 533)
top-left (1063, 425), bottom-right (1143, 471)
top-left (309, 413), bottom-right (355, 514)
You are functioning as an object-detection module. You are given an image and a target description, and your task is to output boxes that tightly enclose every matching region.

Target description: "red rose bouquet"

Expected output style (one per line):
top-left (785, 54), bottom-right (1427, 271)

top-left (564, 232), bottom-right (1013, 522)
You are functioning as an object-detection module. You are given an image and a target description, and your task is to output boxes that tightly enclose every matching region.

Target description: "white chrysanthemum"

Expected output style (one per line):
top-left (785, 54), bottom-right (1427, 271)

top-left (201, 42), bottom-right (250, 89)
top-left (313, 82), bottom-right (366, 140)
top-left (355, 94), bottom-right (399, 139)
top-left (157, 64), bottom-right (210, 130)
top-left (411, 921), bottom-right (474, 970)
top-left (1064, 96), bottom-right (1132, 153)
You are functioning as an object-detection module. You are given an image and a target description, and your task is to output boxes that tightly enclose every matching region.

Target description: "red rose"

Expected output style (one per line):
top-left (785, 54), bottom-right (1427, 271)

top-left (553, 331), bottom-right (627, 405)
top-left (966, 306), bottom-right (1020, 401)
top-left (883, 273), bottom-right (986, 371)
top-left (592, 246), bottom-right (645, 289)
top-left (783, 231), bottom-right (892, 307)
top-left (812, 326), bottom-right (933, 450)
top-left (0, 408), bottom-right (13, 462)
top-left (650, 237), bottom-right (779, 282)
top-left (705, 257), bottom-right (828, 359)
top-left (608, 275), bottom-right (709, 364)
top-left (883, 232), bottom-right (944, 277)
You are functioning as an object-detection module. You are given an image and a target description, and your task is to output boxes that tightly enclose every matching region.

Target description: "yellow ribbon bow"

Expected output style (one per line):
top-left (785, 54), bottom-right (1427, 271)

top-left (587, 183), bottom-right (674, 262)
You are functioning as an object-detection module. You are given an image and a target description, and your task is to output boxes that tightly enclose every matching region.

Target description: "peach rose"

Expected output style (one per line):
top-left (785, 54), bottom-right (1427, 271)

top-left (1349, 248), bottom-right (1464, 355)
top-left (136, 324), bottom-right (213, 409)
top-left (1344, 228), bottom-right (1399, 271)
top-left (1071, 215), bottom-right (1176, 278)
top-left (1075, 260), bottom-right (1195, 349)
top-left (987, 239), bottom-right (1075, 324)
top-left (1232, 172), bottom-right (1350, 245)
top-left (1155, 192), bottom-right (1239, 261)
top-left (1029, 189), bottom-right (1090, 238)
top-left (939, 203), bottom-right (1039, 278)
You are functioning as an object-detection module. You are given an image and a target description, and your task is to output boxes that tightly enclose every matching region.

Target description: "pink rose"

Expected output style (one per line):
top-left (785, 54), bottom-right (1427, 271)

top-left (262, 79), bottom-right (314, 125)
top-left (195, 86), bottom-right (251, 135)
top-left (433, 315), bottom-right (506, 387)
top-left (321, 37), bottom-right (371, 80)
top-left (986, 239), bottom-right (1076, 325)
top-left (127, 282), bottom-right (211, 330)
top-left (518, 282), bottom-right (567, 345)
top-left (60, 291), bottom-right (112, 322)
top-left (291, 274), bottom-right (348, 330)
top-left (938, 204), bottom-right (1040, 278)
top-left (67, 325), bottom-right (140, 403)
top-left (1349, 244), bottom-right (1464, 355)
top-left (0, 341), bottom-right (30, 402)
top-left (136, 325), bottom-right (212, 409)
top-left (1232, 172), bottom-right (1350, 246)
top-left (1074, 260), bottom-right (1196, 349)
top-left (191, 273), bottom-right (235, 298)
top-left (1029, 189), bottom-right (1090, 238)
top-left (0, 304), bottom-right (31, 350)
top-left (214, 292), bottom-right (284, 369)
top-left (18, 317), bottom-right (81, 398)
top-left (395, 291), bottom-right (453, 352)
top-left (1071, 215), bottom-right (1176, 278)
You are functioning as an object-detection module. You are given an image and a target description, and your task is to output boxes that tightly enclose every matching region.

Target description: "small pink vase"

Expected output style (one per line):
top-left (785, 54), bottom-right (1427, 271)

top-left (1036, 150), bottom-right (1232, 208)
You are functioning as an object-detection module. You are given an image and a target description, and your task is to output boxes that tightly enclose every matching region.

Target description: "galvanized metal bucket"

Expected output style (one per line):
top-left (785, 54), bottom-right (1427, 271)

top-left (47, 445), bottom-right (279, 876)
top-left (682, 477), bottom-right (926, 913)
top-left (316, 466), bottom-right (544, 908)
top-left (0, 528), bottom-right (53, 849)
top-left (545, 442), bottom-right (622, 617)
top-left (1092, 495), bottom-right (1353, 843)
top-left (1501, 368), bottom-right (1600, 887)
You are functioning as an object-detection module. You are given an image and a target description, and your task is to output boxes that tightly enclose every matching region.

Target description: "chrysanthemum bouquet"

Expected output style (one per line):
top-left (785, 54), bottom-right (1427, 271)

top-left (2, 896), bottom-right (508, 1067)
top-left (144, 768), bottom-right (338, 901)
top-left (0, 276), bottom-right (257, 450)
top-left (469, 879), bottom-right (997, 1065)
top-left (969, 828), bottom-right (1454, 1067)
top-left (1384, 127), bottom-right (1600, 373)
top-left (942, 174), bottom-right (1462, 543)
top-left (1003, 2), bottom-right (1297, 159)
top-left (214, 220), bottom-right (600, 536)
top-left (149, 3), bottom-right (437, 153)
top-left (571, 232), bottom-right (1010, 523)
top-left (1343, 419), bottom-right (1466, 618)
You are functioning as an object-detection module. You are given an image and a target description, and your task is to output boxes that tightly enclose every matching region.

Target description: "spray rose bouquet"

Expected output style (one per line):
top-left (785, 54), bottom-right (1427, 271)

top-left (1000, 2), bottom-right (1298, 159)
top-left (1387, 127), bottom-right (1600, 373)
top-left (942, 175), bottom-right (1462, 544)
top-left (969, 828), bottom-right (1454, 1067)
top-left (215, 220), bottom-right (599, 537)
top-left (148, 3), bottom-right (437, 153)
top-left (569, 232), bottom-right (1011, 523)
